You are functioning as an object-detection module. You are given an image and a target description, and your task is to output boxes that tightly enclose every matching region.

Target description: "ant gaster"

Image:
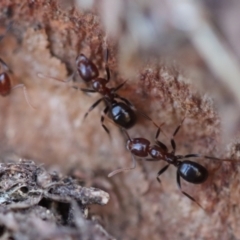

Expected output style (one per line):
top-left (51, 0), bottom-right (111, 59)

top-left (0, 58), bottom-right (35, 109)
top-left (108, 118), bottom-right (234, 208)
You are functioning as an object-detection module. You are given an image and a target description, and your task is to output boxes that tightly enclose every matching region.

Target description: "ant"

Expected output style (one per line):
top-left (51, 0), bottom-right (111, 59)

top-left (108, 118), bottom-right (235, 208)
top-left (38, 49), bottom-right (138, 135)
top-left (75, 50), bottom-right (138, 134)
top-left (0, 58), bottom-right (35, 109)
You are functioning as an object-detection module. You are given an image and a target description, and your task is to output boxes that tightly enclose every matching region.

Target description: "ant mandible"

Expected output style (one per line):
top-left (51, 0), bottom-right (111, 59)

top-left (0, 58), bottom-right (35, 109)
top-left (38, 48), bottom-right (137, 135)
top-left (108, 118), bottom-right (235, 208)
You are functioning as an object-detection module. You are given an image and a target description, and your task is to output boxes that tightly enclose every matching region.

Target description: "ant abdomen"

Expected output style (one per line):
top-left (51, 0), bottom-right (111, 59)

top-left (178, 160), bottom-right (208, 184)
top-left (0, 72), bottom-right (11, 96)
top-left (76, 54), bottom-right (99, 82)
top-left (109, 102), bottom-right (136, 129)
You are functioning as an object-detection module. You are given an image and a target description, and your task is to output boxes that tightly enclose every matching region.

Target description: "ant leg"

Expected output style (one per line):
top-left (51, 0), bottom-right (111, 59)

top-left (154, 124), bottom-right (168, 152)
top-left (175, 154), bottom-right (200, 160)
top-left (204, 155), bottom-right (240, 164)
top-left (108, 154), bottom-right (137, 177)
top-left (156, 164), bottom-right (169, 183)
top-left (204, 155), bottom-right (231, 161)
top-left (184, 154), bottom-right (240, 163)
top-left (113, 81), bottom-right (128, 92)
top-left (132, 114), bottom-right (168, 151)
top-left (104, 47), bottom-right (110, 82)
top-left (176, 171), bottom-right (204, 209)
top-left (37, 72), bottom-right (75, 83)
top-left (83, 97), bottom-right (104, 120)
top-left (100, 105), bottom-right (110, 135)
top-left (184, 154), bottom-right (201, 158)
top-left (115, 95), bottom-right (132, 106)
top-left (79, 88), bottom-right (96, 93)
top-left (171, 118), bottom-right (185, 154)
top-left (145, 158), bottom-right (161, 161)
top-left (121, 128), bottom-right (131, 142)
top-left (12, 84), bottom-right (36, 110)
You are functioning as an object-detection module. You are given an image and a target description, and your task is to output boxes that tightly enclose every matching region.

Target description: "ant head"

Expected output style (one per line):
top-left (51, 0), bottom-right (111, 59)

top-left (76, 54), bottom-right (99, 82)
top-left (92, 78), bottom-right (108, 92)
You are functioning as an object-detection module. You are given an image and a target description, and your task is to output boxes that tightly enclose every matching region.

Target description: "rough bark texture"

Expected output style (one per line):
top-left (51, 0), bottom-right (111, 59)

top-left (0, 1), bottom-right (240, 239)
top-left (0, 159), bottom-right (112, 240)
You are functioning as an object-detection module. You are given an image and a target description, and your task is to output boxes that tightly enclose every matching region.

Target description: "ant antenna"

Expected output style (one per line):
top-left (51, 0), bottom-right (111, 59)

top-left (108, 154), bottom-right (137, 177)
top-left (12, 84), bottom-right (36, 110)
top-left (37, 72), bottom-right (75, 83)
top-left (122, 128), bottom-right (131, 141)
top-left (103, 35), bottom-right (110, 82)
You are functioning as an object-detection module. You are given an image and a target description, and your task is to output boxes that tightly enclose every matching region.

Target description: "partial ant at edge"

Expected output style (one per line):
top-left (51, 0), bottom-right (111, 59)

top-left (0, 25), bottom-right (35, 109)
top-left (0, 58), bottom-right (35, 109)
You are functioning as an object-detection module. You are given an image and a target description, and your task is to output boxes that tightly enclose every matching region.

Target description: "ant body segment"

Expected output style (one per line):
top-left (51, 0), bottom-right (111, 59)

top-left (0, 58), bottom-right (35, 109)
top-left (108, 119), bottom-right (233, 208)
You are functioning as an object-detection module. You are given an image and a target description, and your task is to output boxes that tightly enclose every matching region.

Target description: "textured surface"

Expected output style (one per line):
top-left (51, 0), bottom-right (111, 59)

top-left (0, 1), bottom-right (240, 239)
top-left (0, 159), bottom-right (112, 240)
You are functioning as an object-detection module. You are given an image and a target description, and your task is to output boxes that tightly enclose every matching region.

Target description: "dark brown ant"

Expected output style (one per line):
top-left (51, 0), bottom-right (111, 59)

top-left (38, 49), bottom-right (138, 134)
top-left (108, 118), bottom-right (235, 208)
top-left (76, 49), bottom-right (141, 134)
top-left (0, 58), bottom-right (35, 109)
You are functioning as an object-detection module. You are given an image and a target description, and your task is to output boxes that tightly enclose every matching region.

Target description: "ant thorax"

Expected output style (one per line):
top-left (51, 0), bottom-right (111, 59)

top-left (149, 145), bottom-right (164, 159)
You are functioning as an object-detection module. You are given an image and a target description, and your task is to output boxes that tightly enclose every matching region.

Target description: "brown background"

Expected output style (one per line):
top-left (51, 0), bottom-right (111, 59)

top-left (1, 0), bottom-right (240, 239)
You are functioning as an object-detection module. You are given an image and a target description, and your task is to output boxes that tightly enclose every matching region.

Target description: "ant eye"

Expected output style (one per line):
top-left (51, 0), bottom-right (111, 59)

top-left (76, 54), bottom-right (99, 82)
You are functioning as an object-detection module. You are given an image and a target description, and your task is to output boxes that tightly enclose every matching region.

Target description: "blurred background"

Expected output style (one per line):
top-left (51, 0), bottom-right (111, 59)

top-left (1, 0), bottom-right (240, 239)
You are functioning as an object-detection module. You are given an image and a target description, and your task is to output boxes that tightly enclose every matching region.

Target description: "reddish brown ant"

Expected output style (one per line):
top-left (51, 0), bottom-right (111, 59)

top-left (0, 58), bottom-right (35, 109)
top-left (38, 49), bottom-right (138, 134)
top-left (108, 118), bottom-right (236, 208)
